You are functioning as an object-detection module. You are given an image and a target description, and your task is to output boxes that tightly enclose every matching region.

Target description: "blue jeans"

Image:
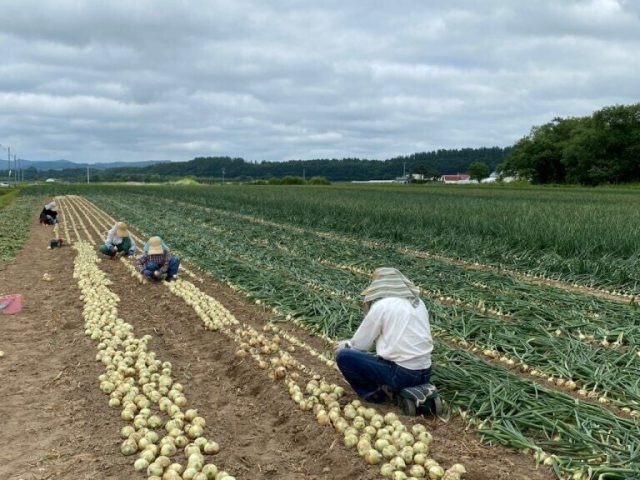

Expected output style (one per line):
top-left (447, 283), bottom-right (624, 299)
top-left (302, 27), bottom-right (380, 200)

top-left (336, 348), bottom-right (432, 403)
top-left (143, 257), bottom-right (180, 279)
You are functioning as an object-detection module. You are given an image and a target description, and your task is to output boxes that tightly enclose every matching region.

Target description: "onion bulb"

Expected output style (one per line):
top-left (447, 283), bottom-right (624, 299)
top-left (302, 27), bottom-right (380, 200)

top-left (380, 463), bottom-right (395, 477)
top-left (414, 453), bottom-right (427, 465)
top-left (365, 449), bottom-right (382, 465)
top-left (162, 470), bottom-right (181, 480)
top-left (182, 468), bottom-right (198, 480)
top-left (134, 458), bottom-right (149, 472)
top-left (382, 445), bottom-right (397, 459)
top-left (428, 465), bottom-right (444, 479)
top-left (344, 434), bottom-right (358, 448)
top-left (120, 439), bottom-right (138, 456)
top-left (390, 456), bottom-right (406, 470)
top-left (409, 464), bottom-right (426, 478)
top-left (204, 441), bottom-right (220, 454)
top-left (147, 463), bottom-right (164, 477)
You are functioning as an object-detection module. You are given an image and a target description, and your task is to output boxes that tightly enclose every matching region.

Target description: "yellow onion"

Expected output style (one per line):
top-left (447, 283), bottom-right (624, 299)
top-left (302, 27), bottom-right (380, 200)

top-left (409, 464), bottom-right (426, 478)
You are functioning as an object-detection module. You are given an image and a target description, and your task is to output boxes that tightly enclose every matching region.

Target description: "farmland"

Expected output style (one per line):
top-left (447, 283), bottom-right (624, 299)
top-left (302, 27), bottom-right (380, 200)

top-left (2, 184), bottom-right (640, 480)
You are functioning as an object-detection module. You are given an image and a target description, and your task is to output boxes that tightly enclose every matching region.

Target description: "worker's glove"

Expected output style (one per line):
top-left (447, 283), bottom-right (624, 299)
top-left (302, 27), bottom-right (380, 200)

top-left (335, 340), bottom-right (352, 353)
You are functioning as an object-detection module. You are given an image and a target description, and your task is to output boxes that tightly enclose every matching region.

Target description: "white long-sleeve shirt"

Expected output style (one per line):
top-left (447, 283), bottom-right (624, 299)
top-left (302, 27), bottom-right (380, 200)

top-left (350, 297), bottom-right (433, 370)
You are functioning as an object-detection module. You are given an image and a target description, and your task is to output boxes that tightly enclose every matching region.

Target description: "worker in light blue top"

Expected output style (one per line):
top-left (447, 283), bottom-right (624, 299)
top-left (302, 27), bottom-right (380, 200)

top-left (99, 222), bottom-right (136, 258)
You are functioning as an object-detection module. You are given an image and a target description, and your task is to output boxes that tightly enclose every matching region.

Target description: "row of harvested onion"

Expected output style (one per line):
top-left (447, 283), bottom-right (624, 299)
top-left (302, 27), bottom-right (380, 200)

top-left (73, 240), bottom-right (234, 480)
top-left (165, 278), bottom-right (466, 480)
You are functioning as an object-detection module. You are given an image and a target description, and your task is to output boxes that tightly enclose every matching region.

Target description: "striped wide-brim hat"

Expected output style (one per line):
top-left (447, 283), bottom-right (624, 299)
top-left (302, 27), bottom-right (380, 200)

top-left (361, 267), bottom-right (420, 307)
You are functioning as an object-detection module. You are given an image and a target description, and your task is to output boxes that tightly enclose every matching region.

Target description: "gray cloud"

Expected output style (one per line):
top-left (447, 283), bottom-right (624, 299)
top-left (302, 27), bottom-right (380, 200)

top-left (0, 0), bottom-right (638, 163)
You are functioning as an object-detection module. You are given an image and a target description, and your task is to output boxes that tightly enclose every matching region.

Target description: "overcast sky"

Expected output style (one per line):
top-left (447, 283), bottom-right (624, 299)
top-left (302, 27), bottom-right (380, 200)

top-left (0, 0), bottom-right (638, 163)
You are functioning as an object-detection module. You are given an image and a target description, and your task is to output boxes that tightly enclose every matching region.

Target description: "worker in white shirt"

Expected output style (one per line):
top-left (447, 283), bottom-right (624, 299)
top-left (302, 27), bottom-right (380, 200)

top-left (336, 267), bottom-right (433, 403)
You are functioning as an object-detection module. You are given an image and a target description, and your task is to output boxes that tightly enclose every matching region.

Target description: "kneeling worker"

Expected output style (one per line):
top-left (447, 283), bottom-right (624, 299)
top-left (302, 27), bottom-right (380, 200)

top-left (137, 236), bottom-right (180, 281)
top-left (336, 267), bottom-right (433, 404)
top-left (99, 222), bottom-right (136, 258)
top-left (39, 201), bottom-right (58, 225)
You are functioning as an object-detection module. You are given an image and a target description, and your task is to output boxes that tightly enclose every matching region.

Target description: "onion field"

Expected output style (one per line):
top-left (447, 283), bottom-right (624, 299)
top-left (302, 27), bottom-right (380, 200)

top-left (3, 184), bottom-right (640, 480)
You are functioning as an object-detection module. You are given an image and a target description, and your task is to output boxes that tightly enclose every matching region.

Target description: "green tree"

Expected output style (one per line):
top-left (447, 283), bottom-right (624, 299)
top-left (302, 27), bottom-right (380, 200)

top-left (468, 162), bottom-right (490, 182)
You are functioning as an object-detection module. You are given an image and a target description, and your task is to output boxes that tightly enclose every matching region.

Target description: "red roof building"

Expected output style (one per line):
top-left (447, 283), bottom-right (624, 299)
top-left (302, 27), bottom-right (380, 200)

top-left (441, 174), bottom-right (471, 184)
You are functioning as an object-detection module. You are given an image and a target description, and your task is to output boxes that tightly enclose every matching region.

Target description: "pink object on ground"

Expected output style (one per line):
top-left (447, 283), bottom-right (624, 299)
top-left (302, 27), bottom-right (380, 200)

top-left (0, 294), bottom-right (22, 314)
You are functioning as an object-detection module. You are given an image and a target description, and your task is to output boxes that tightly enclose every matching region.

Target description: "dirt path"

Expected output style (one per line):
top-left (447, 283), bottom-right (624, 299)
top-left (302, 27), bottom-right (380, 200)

top-left (0, 209), bottom-right (131, 479)
top-left (67, 194), bottom-right (554, 480)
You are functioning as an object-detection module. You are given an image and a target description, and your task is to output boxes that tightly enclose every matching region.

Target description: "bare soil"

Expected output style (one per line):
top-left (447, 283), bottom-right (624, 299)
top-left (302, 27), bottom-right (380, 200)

top-left (0, 198), bottom-right (555, 480)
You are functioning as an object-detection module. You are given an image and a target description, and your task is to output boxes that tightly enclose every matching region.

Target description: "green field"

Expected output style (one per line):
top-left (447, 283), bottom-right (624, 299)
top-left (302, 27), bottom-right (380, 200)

top-left (34, 183), bottom-right (640, 292)
top-left (0, 189), bottom-right (40, 261)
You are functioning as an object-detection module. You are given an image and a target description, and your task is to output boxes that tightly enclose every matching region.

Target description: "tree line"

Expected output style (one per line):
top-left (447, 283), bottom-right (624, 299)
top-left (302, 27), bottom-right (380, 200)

top-left (502, 103), bottom-right (640, 185)
top-left (4, 147), bottom-right (508, 183)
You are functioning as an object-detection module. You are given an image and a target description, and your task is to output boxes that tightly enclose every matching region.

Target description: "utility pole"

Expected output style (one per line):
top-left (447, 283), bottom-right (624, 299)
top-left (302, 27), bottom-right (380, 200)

top-left (13, 155), bottom-right (18, 184)
top-left (222, 167), bottom-right (225, 185)
top-left (0, 144), bottom-right (10, 185)
top-left (87, 166), bottom-right (90, 184)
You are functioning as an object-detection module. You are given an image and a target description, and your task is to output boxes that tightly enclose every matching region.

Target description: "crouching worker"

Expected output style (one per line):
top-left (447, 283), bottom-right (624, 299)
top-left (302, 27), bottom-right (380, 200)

top-left (99, 222), bottom-right (136, 258)
top-left (39, 201), bottom-right (58, 225)
top-left (137, 236), bottom-right (180, 281)
top-left (336, 267), bottom-right (433, 405)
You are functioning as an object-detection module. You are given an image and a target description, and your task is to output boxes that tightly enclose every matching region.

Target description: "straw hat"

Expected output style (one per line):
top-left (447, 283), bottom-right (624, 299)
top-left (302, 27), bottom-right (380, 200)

top-left (116, 222), bottom-right (129, 237)
top-left (147, 236), bottom-right (164, 255)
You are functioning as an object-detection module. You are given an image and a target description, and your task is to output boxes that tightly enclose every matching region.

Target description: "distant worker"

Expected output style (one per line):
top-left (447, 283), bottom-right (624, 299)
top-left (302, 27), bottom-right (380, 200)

top-left (137, 236), bottom-right (180, 281)
top-left (39, 201), bottom-right (58, 225)
top-left (99, 222), bottom-right (136, 258)
top-left (335, 267), bottom-right (434, 407)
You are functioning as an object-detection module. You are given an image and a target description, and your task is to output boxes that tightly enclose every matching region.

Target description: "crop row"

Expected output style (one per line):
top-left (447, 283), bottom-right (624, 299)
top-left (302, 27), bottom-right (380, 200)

top-left (73, 239), bottom-right (234, 480)
top-left (63, 195), bottom-right (469, 480)
top-left (83, 190), bottom-right (640, 350)
top-left (76, 193), bottom-right (640, 410)
top-left (82, 185), bottom-right (640, 294)
top-left (69, 194), bottom-right (640, 479)
top-left (26, 184), bottom-right (640, 297)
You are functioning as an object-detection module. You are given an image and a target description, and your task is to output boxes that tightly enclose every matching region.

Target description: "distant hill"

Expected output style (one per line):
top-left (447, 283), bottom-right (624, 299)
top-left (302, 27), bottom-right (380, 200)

top-left (17, 159), bottom-right (171, 171)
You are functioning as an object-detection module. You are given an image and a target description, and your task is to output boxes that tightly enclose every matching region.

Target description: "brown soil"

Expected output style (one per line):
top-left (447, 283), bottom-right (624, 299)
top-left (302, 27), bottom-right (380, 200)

top-left (0, 209), bottom-right (132, 479)
top-left (0, 197), bottom-right (555, 480)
